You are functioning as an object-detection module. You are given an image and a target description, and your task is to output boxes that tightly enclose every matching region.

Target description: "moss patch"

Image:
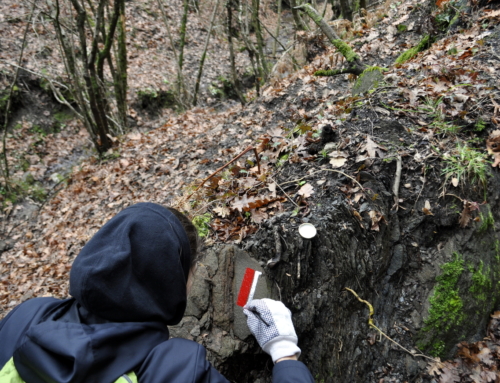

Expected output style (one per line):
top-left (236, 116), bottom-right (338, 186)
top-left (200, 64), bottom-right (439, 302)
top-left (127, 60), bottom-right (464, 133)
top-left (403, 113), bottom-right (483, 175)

top-left (419, 228), bottom-right (500, 358)
top-left (423, 253), bottom-right (465, 335)
top-left (468, 261), bottom-right (491, 302)
top-left (352, 66), bottom-right (386, 96)
top-left (395, 35), bottom-right (431, 64)
top-left (314, 69), bottom-right (343, 76)
top-left (479, 209), bottom-right (494, 233)
top-left (332, 39), bottom-right (359, 63)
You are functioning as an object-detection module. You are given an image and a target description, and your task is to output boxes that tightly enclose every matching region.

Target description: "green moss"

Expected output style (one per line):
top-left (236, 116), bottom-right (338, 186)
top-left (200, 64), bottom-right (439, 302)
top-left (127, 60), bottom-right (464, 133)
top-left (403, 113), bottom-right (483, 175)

top-left (192, 213), bottom-right (212, 237)
top-left (53, 110), bottom-right (73, 123)
top-left (469, 261), bottom-right (492, 301)
top-left (314, 69), bottom-right (342, 76)
top-left (396, 24), bottom-right (408, 32)
top-left (353, 66), bottom-right (387, 89)
top-left (478, 209), bottom-right (494, 233)
top-left (423, 253), bottom-right (465, 334)
top-left (395, 35), bottom-right (431, 64)
top-left (430, 341), bottom-right (446, 357)
top-left (332, 39), bottom-right (359, 63)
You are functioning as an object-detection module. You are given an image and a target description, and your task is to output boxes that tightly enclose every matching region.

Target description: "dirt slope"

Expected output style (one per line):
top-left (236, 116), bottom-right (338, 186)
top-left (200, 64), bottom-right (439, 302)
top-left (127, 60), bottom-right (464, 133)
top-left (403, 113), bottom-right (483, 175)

top-left (2, 0), bottom-right (500, 381)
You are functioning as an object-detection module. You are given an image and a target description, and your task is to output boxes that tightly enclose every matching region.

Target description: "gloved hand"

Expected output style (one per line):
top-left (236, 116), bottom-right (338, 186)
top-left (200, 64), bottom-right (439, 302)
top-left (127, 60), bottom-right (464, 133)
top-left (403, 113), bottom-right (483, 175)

top-left (243, 298), bottom-right (301, 363)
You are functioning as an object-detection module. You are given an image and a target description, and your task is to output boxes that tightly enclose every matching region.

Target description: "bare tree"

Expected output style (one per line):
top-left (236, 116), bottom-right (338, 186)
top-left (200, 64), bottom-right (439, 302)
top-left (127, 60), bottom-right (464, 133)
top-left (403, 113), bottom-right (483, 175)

top-left (51, 0), bottom-right (127, 154)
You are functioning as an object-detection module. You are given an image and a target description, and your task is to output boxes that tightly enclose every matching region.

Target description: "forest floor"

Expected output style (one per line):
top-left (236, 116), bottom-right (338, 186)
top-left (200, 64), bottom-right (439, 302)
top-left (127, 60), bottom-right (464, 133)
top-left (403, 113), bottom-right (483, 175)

top-left (1, 0), bottom-right (500, 381)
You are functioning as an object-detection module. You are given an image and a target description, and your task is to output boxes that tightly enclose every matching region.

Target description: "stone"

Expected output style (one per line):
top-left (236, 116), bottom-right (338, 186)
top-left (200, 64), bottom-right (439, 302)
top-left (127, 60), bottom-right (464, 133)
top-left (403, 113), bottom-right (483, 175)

top-left (387, 244), bottom-right (405, 276)
top-left (232, 247), bottom-right (271, 340)
top-left (185, 264), bottom-right (210, 318)
top-left (352, 68), bottom-right (383, 96)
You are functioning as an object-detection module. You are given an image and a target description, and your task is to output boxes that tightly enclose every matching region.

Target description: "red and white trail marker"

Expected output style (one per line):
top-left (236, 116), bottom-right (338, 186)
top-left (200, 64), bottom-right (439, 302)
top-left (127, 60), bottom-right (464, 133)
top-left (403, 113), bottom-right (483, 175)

top-left (236, 268), bottom-right (262, 307)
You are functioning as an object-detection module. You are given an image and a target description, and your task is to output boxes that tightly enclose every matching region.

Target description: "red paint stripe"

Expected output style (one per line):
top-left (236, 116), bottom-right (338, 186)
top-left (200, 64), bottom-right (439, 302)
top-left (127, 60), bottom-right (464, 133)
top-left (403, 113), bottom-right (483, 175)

top-left (236, 268), bottom-right (256, 307)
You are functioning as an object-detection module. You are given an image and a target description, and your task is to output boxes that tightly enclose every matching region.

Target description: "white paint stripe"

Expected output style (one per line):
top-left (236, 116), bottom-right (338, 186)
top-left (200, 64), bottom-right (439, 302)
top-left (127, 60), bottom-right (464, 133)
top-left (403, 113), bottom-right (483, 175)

top-left (246, 271), bottom-right (262, 305)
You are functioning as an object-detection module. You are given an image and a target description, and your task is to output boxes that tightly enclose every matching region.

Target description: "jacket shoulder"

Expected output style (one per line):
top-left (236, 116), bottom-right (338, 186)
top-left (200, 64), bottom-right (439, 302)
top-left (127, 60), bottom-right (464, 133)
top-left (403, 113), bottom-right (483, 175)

top-left (137, 338), bottom-right (229, 383)
top-left (0, 298), bottom-right (63, 368)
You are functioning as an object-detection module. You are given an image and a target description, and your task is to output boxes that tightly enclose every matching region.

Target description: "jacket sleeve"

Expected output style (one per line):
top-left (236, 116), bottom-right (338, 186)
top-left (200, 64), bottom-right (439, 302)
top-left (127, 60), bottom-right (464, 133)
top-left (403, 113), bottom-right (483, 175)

top-left (272, 360), bottom-right (315, 383)
top-left (137, 338), bottom-right (230, 383)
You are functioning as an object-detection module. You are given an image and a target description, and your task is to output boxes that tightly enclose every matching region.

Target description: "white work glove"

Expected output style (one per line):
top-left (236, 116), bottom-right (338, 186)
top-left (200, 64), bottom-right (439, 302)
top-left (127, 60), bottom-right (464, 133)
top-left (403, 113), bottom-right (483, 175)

top-left (243, 298), bottom-right (301, 363)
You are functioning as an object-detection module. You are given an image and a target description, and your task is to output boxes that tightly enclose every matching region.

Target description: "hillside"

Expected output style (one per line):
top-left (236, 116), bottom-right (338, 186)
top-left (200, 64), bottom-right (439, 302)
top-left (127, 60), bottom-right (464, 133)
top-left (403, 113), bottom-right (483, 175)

top-left (1, 0), bottom-right (500, 381)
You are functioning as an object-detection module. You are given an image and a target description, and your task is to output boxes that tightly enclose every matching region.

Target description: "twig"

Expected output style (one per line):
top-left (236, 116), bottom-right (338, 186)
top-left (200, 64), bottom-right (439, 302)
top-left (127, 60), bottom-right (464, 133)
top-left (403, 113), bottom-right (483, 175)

top-left (391, 155), bottom-right (402, 211)
top-left (257, 17), bottom-right (301, 70)
top-left (269, 176), bottom-right (299, 208)
top-left (192, 0), bottom-right (220, 106)
top-left (344, 288), bottom-right (438, 362)
top-left (275, 281), bottom-right (282, 302)
top-left (181, 145), bottom-right (261, 203)
top-left (412, 168), bottom-right (426, 214)
top-left (36, 175), bottom-right (71, 214)
top-left (267, 226), bottom-right (282, 267)
top-left (280, 169), bottom-right (365, 192)
top-left (0, 60), bottom-right (69, 89)
top-left (445, 193), bottom-right (464, 203)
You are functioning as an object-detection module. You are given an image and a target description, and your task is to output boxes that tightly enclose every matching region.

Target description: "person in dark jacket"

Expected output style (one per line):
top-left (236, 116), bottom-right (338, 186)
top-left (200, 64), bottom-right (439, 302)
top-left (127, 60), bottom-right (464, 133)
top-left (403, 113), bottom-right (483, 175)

top-left (0, 202), bottom-right (314, 383)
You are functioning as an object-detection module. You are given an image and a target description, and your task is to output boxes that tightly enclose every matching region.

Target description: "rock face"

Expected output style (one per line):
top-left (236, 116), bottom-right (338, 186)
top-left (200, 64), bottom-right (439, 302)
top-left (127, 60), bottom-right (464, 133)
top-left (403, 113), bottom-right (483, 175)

top-left (169, 245), bottom-right (271, 378)
top-left (172, 167), bottom-right (500, 383)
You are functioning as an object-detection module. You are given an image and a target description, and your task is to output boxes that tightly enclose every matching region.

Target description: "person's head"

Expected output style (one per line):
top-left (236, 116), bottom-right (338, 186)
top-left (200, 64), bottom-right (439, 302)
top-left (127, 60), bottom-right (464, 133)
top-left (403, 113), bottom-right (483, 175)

top-left (164, 206), bottom-right (200, 294)
top-left (69, 202), bottom-right (199, 325)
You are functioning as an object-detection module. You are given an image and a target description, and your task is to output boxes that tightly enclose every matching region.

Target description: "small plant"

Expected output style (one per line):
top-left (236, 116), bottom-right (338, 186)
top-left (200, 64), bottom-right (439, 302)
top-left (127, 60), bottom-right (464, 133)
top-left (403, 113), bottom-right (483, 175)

top-left (474, 119), bottom-right (486, 132)
top-left (192, 213), bottom-right (212, 237)
top-left (276, 153), bottom-right (290, 167)
top-left (421, 96), bottom-right (445, 120)
top-left (442, 143), bottom-right (490, 190)
top-left (396, 24), bottom-right (407, 32)
top-left (431, 120), bottom-right (460, 136)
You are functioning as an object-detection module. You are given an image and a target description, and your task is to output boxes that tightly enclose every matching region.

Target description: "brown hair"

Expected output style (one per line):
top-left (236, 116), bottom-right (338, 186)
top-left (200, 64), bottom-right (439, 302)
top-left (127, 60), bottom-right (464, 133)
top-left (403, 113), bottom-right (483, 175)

top-left (166, 207), bottom-right (200, 269)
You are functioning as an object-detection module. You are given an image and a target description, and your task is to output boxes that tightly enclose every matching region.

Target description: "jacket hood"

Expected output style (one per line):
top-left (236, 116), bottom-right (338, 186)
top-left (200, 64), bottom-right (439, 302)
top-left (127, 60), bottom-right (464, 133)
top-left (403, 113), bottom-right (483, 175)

top-left (69, 202), bottom-right (191, 324)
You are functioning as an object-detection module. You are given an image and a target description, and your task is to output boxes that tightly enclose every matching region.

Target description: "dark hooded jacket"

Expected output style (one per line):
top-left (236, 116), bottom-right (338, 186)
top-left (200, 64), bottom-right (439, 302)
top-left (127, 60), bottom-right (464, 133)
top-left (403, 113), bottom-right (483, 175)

top-left (0, 203), bottom-right (314, 383)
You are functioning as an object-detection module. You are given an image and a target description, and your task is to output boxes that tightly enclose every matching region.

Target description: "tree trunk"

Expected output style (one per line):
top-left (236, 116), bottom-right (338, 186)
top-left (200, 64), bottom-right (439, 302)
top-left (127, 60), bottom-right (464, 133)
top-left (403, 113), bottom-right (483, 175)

top-left (226, 1), bottom-right (246, 105)
top-left (289, 0), bottom-right (310, 31)
top-left (298, 3), bottom-right (365, 75)
top-left (193, 0), bottom-right (220, 106)
top-left (252, 0), bottom-right (269, 81)
top-left (272, 0), bottom-right (282, 57)
top-left (339, 0), bottom-right (353, 21)
top-left (178, 0), bottom-right (189, 98)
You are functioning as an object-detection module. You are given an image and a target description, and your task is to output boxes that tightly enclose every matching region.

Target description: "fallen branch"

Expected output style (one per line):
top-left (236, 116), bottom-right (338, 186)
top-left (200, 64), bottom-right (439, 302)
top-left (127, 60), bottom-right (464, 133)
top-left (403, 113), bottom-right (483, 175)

top-left (280, 168), bottom-right (365, 192)
top-left (295, 3), bottom-right (365, 76)
top-left (269, 176), bottom-right (300, 208)
top-left (181, 145), bottom-right (261, 203)
top-left (391, 155), bottom-right (402, 211)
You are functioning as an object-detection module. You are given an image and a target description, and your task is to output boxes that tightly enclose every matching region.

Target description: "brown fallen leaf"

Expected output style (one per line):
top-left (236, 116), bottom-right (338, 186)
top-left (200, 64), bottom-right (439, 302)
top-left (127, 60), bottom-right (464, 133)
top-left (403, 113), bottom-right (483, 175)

top-left (362, 136), bottom-right (386, 159)
top-left (459, 201), bottom-right (472, 228)
top-left (439, 364), bottom-right (460, 383)
top-left (423, 200), bottom-right (434, 215)
top-left (213, 206), bottom-right (231, 218)
top-left (251, 209), bottom-right (268, 224)
top-left (486, 130), bottom-right (500, 168)
top-left (368, 210), bottom-right (386, 231)
top-left (298, 183), bottom-right (314, 198)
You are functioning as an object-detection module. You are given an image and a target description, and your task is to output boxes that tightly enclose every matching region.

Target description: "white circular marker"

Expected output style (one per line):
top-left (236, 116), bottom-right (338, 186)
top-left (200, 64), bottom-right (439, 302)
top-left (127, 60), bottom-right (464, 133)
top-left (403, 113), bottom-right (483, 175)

top-left (298, 223), bottom-right (317, 239)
